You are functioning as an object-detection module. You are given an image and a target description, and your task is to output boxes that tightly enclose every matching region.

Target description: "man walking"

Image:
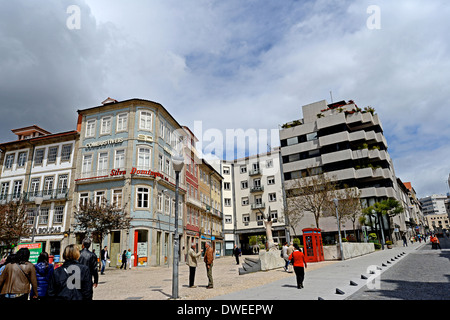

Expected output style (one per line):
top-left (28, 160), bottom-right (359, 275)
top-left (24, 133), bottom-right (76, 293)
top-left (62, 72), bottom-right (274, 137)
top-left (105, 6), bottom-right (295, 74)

top-left (100, 246), bottom-right (109, 275)
top-left (187, 243), bottom-right (202, 288)
top-left (204, 242), bottom-right (214, 289)
top-left (233, 245), bottom-right (241, 265)
top-left (78, 238), bottom-right (99, 296)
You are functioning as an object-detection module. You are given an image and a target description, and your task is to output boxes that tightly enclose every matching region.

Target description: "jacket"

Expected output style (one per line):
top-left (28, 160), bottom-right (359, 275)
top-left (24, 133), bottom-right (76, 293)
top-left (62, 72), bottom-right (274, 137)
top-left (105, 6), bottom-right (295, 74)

top-left (204, 247), bottom-right (214, 265)
top-left (187, 248), bottom-right (202, 267)
top-left (289, 250), bottom-right (306, 268)
top-left (0, 262), bottom-right (38, 297)
top-left (32, 262), bottom-right (54, 298)
top-left (47, 260), bottom-right (93, 300)
top-left (100, 249), bottom-right (110, 261)
top-left (78, 248), bottom-right (99, 285)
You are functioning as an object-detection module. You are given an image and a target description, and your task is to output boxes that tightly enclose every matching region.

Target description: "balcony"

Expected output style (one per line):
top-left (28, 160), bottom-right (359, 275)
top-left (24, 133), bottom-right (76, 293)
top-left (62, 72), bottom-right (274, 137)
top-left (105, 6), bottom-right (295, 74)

top-left (250, 185), bottom-right (264, 193)
top-left (0, 189), bottom-right (69, 204)
top-left (249, 168), bottom-right (261, 176)
top-left (251, 202), bottom-right (265, 210)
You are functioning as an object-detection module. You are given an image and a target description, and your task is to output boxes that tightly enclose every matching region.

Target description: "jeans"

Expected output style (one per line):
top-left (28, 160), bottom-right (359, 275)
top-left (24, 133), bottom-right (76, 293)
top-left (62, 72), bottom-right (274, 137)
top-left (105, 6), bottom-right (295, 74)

top-left (206, 264), bottom-right (213, 288)
top-left (189, 266), bottom-right (196, 287)
top-left (101, 260), bottom-right (106, 273)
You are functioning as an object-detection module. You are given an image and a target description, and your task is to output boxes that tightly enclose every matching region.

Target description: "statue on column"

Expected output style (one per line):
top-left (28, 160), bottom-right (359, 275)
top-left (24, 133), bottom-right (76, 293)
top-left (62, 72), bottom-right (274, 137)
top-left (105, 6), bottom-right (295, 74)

top-left (262, 207), bottom-right (278, 251)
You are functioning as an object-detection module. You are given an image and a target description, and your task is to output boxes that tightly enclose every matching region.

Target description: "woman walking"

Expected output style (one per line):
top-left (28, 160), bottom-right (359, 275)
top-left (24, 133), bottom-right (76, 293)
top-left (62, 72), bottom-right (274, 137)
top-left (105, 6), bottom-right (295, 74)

top-left (289, 244), bottom-right (307, 289)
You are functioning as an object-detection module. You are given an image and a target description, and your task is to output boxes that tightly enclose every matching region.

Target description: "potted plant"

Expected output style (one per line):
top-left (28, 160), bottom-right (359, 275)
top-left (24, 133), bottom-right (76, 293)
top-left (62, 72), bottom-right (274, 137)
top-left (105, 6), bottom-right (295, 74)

top-left (386, 240), bottom-right (393, 249)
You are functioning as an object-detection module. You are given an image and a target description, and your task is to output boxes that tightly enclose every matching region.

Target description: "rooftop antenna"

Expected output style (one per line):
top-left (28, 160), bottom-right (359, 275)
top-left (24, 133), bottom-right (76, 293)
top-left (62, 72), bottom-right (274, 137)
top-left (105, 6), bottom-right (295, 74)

top-left (330, 91), bottom-right (333, 103)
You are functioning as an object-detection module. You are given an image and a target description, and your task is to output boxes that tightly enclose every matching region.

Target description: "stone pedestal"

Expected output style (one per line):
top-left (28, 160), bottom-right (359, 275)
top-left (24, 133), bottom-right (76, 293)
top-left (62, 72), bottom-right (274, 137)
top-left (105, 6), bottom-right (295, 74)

top-left (259, 249), bottom-right (285, 271)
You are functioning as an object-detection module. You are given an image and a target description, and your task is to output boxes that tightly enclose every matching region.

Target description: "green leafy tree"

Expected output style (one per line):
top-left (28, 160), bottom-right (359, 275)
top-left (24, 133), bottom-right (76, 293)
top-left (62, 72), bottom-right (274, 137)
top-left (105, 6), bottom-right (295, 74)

top-left (0, 199), bottom-right (31, 247)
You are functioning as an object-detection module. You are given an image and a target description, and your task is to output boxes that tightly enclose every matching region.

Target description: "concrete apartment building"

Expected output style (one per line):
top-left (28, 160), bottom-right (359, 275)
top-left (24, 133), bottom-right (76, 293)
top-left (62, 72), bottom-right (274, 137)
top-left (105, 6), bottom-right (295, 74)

top-left (419, 194), bottom-right (450, 233)
top-left (219, 148), bottom-right (286, 254)
top-left (279, 99), bottom-right (409, 243)
top-left (0, 125), bottom-right (78, 258)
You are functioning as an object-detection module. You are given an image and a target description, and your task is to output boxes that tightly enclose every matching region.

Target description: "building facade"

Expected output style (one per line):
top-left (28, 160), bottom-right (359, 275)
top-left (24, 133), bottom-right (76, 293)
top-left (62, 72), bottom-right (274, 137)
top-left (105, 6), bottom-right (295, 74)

top-left (219, 148), bottom-right (286, 254)
top-left (279, 100), bottom-right (406, 243)
top-left (0, 125), bottom-right (78, 259)
top-left (74, 98), bottom-right (186, 267)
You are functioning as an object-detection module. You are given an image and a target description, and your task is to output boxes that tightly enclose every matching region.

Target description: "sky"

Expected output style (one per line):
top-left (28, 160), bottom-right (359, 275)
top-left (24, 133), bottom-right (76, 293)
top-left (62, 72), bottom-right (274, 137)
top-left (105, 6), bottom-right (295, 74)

top-left (0, 0), bottom-right (449, 198)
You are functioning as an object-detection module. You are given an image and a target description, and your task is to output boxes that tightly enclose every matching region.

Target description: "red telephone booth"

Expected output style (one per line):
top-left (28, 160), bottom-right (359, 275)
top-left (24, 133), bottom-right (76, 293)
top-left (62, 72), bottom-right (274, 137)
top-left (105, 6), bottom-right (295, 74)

top-left (302, 228), bottom-right (324, 262)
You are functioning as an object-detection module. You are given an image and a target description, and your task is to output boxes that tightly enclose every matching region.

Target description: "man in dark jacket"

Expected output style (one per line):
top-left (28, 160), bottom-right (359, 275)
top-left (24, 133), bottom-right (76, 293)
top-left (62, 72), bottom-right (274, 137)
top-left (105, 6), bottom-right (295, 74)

top-left (78, 238), bottom-right (98, 290)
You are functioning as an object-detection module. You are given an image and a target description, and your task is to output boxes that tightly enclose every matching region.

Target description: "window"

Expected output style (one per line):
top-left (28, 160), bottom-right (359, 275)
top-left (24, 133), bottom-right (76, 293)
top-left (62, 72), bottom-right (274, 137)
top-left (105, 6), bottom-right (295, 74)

top-left (137, 187), bottom-right (149, 208)
top-left (117, 113), bottom-right (128, 132)
top-left (61, 144), bottom-right (72, 161)
top-left (225, 215), bottom-right (232, 224)
top-left (95, 191), bottom-right (105, 205)
top-left (97, 152), bottom-right (108, 175)
top-left (158, 192), bottom-right (163, 211)
top-left (223, 166), bottom-right (230, 174)
top-left (39, 207), bottom-right (49, 225)
top-left (57, 174), bottom-right (68, 193)
top-left (43, 177), bottom-right (54, 196)
top-left (1, 182), bottom-right (10, 200)
top-left (165, 159), bottom-right (171, 175)
top-left (271, 210), bottom-right (278, 222)
top-left (266, 159), bottom-right (273, 168)
top-left (101, 116), bottom-right (112, 134)
top-left (115, 149), bottom-right (125, 169)
top-left (34, 149), bottom-right (45, 166)
top-left (13, 180), bottom-right (23, 199)
top-left (268, 192), bottom-right (277, 202)
top-left (240, 165), bottom-right (247, 174)
top-left (112, 189), bottom-right (123, 208)
top-left (30, 178), bottom-right (40, 196)
top-left (86, 119), bottom-right (96, 137)
top-left (140, 111), bottom-right (152, 131)
top-left (5, 154), bottom-right (14, 169)
top-left (224, 198), bottom-right (231, 206)
top-left (47, 146), bottom-right (58, 163)
top-left (82, 154), bottom-right (92, 177)
top-left (223, 182), bottom-right (231, 190)
top-left (241, 181), bottom-right (248, 189)
top-left (242, 197), bottom-right (249, 206)
top-left (267, 176), bottom-right (275, 185)
top-left (53, 206), bottom-right (64, 224)
top-left (164, 195), bottom-right (170, 214)
top-left (137, 147), bottom-right (151, 169)
top-left (306, 132), bottom-right (318, 141)
top-left (243, 215), bottom-right (250, 223)
top-left (17, 152), bottom-right (27, 167)
top-left (79, 193), bottom-right (89, 206)
top-left (257, 214), bottom-right (264, 225)
top-left (286, 137), bottom-right (298, 146)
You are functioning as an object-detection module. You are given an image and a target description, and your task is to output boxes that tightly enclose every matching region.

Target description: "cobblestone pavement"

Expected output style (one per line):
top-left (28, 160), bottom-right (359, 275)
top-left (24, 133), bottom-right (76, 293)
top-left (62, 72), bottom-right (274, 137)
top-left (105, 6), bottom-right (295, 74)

top-left (93, 255), bottom-right (338, 300)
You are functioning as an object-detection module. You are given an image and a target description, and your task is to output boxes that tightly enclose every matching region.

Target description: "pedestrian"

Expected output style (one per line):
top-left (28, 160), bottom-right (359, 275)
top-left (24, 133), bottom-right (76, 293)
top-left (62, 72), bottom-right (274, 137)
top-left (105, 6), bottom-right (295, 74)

top-left (286, 242), bottom-right (295, 272)
top-left (78, 238), bottom-right (99, 290)
top-left (120, 250), bottom-right (127, 269)
top-left (402, 234), bottom-right (408, 247)
top-left (187, 243), bottom-right (202, 288)
top-left (100, 246), bottom-right (110, 275)
top-left (233, 245), bottom-right (241, 265)
top-left (204, 242), bottom-right (214, 289)
top-left (126, 249), bottom-right (132, 270)
top-left (30, 252), bottom-right (54, 300)
top-left (289, 243), bottom-right (307, 289)
top-left (282, 242), bottom-right (289, 272)
top-left (47, 244), bottom-right (93, 300)
top-left (0, 248), bottom-right (38, 300)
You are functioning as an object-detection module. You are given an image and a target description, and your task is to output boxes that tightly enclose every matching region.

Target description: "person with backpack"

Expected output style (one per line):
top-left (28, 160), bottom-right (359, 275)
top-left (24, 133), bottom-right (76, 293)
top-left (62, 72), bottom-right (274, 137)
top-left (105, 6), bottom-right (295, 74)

top-left (30, 252), bottom-right (54, 300)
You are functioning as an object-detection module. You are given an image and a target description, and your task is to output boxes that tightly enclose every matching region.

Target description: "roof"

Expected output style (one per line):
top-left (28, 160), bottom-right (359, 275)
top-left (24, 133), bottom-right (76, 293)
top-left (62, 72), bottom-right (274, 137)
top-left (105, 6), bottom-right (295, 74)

top-left (0, 130), bottom-right (78, 149)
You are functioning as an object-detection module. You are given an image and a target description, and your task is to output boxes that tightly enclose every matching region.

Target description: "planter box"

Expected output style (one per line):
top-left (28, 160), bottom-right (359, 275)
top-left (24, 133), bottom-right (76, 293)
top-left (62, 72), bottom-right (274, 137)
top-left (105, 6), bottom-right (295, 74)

top-left (324, 242), bottom-right (376, 260)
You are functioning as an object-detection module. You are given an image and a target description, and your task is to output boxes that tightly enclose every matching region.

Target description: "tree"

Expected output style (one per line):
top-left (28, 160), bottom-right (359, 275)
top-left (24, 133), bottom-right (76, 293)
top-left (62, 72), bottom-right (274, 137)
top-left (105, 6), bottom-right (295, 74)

top-left (362, 198), bottom-right (403, 242)
top-left (323, 186), bottom-right (362, 240)
top-left (73, 198), bottom-right (132, 244)
top-left (0, 199), bottom-right (31, 247)
top-left (285, 171), bottom-right (338, 229)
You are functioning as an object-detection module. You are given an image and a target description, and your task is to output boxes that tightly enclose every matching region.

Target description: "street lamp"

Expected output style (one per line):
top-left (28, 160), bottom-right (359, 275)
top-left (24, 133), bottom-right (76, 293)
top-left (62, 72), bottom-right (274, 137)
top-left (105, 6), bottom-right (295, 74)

top-left (333, 198), bottom-right (344, 260)
top-left (172, 154), bottom-right (184, 299)
top-left (31, 196), bottom-right (44, 243)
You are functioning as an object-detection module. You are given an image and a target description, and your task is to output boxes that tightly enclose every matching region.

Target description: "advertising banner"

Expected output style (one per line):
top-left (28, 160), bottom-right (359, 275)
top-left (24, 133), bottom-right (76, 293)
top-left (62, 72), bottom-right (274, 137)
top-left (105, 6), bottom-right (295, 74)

top-left (17, 242), bottom-right (43, 264)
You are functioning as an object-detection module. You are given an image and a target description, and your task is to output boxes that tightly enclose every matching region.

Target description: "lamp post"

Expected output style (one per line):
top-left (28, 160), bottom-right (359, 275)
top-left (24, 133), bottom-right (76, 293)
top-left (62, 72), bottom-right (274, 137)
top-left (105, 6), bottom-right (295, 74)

top-left (32, 196), bottom-right (44, 243)
top-left (333, 198), bottom-right (344, 260)
top-left (172, 154), bottom-right (184, 299)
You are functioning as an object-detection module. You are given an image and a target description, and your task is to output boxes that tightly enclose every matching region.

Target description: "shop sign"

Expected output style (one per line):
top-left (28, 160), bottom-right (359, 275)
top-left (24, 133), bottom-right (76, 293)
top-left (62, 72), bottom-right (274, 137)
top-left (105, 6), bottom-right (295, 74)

top-left (36, 226), bottom-right (62, 235)
top-left (85, 138), bottom-right (124, 148)
top-left (110, 167), bottom-right (166, 179)
top-left (17, 243), bottom-right (42, 264)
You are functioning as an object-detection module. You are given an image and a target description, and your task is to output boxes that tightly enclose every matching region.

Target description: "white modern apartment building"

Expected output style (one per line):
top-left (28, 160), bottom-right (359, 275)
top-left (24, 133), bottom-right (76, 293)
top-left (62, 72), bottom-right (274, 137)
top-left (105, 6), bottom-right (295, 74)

top-left (0, 125), bottom-right (78, 258)
top-left (419, 194), bottom-right (450, 233)
top-left (218, 148), bottom-right (286, 254)
top-left (280, 99), bottom-right (404, 243)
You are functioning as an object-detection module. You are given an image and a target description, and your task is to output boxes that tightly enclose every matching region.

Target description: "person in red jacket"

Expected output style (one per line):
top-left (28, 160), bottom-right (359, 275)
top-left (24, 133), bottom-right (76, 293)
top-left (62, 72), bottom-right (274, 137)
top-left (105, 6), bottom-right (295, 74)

top-left (289, 243), bottom-right (307, 289)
